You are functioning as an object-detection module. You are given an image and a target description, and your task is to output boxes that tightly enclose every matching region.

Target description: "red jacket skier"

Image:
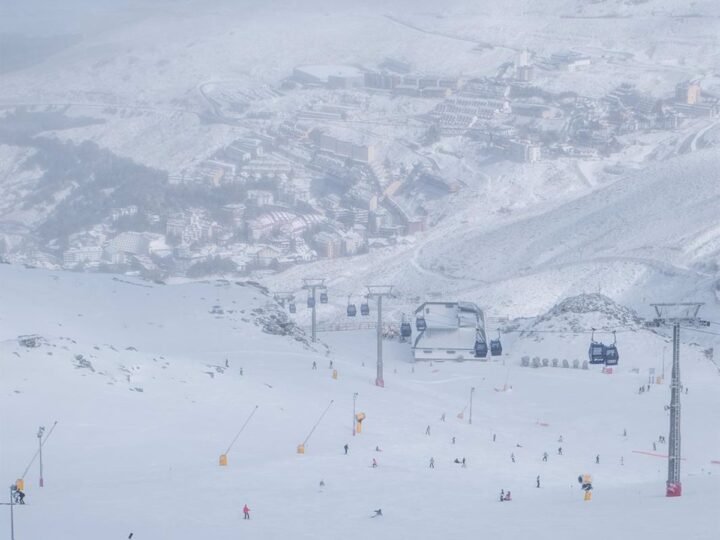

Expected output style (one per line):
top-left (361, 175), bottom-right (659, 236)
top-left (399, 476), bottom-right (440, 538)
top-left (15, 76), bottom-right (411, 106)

top-left (243, 504), bottom-right (251, 519)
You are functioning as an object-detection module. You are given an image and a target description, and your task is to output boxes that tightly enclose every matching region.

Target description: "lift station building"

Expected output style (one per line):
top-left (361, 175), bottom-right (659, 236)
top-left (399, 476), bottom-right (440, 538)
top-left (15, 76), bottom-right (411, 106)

top-left (412, 301), bottom-right (487, 361)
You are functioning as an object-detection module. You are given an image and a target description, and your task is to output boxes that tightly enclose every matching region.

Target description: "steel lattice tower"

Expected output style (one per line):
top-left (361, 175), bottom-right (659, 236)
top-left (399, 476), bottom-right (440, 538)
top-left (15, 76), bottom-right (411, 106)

top-left (648, 303), bottom-right (708, 497)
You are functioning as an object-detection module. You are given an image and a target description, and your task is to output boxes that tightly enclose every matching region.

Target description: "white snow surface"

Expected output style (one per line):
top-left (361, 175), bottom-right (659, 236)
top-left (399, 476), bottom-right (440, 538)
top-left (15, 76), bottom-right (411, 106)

top-left (1, 264), bottom-right (718, 539)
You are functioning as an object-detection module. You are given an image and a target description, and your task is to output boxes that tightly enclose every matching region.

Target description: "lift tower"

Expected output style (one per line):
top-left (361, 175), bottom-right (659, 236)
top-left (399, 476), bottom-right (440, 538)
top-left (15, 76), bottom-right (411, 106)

top-left (366, 285), bottom-right (395, 387)
top-left (648, 303), bottom-right (709, 497)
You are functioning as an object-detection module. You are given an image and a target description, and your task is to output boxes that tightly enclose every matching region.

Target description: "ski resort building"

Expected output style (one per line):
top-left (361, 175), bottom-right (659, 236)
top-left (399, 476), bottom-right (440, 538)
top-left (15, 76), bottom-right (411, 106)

top-left (412, 301), bottom-right (487, 361)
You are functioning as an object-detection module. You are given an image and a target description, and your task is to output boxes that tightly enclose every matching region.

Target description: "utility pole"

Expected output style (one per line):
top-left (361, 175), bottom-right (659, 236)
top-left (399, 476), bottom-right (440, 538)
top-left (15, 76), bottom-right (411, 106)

top-left (302, 278), bottom-right (326, 343)
top-left (469, 387), bottom-right (475, 425)
top-left (648, 303), bottom-right (709, 497)
top-left (9, 485), bottom-right (15, 540)
top-left (366, 285), bottom-right (394, 387)
top-left (37, 426), bottom-right (45, 487)
top-left (353, 392), bottom-right (358, 436)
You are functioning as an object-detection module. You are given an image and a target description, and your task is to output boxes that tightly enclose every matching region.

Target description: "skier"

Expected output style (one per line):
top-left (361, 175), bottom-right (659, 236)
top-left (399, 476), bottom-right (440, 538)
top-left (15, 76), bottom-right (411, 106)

top-left (493, 433), bottom-right (496, 442)
top-left (536, 475), bottom-right (540, 488)
top-left (653, 442), bottom-right (657, 451)
top-left (441, 413), bottom-right (446, 422)
top-left (13, 489), bottom-right (25, 504)
top-left (372, 458), bottom-right (378, 468)
top-left (542, 452), bottom-right (548, 462)
top-left (425, 425), bottom-right (431, 436)
top-left (595, 455), bottom-right (600, 464)
top-left (511, 452), bottom-right (515, 463)
top-left (372, 509), bottom-right (383, 518)
top-left (500, 489), bottom-right (505, 502)
top-left (375, 445), bottom-right (382, 452)
top-left (429, 457), bottom-right (435, 468)
top-left (620, 456), bottom-right (624, 466)
top-left (558, 447), bottom-right (563, 456)
top-left (329, 360), bottom-right (333, 369)
top-left (319, 480), bottom-right (325, 488)
top-left (243, 504), bottom-right (251, 520)
top-left (454, 458), bottom-right (461, 464)
top-left (461, 458), bottom-right (467, 468)
top-left (452, 436), bottom-right (456, 445)
top-left (623, 428), bottom-right (627, 437)
top-left (225, 358), bottom-right (229, 368)
top-left (312, 361), bottom-right (317, 370)
top-left (239, 367), bottom-right (243, 376)
top-left (344, 444), bottom-right (349, 455)
top-left (505, 491), bottom-right (512, 501)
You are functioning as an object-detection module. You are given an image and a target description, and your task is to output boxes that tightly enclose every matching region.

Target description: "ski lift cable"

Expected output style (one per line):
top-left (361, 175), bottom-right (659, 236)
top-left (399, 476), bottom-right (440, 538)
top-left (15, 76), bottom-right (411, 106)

top-left (679, 326), bottom-right (720, 337)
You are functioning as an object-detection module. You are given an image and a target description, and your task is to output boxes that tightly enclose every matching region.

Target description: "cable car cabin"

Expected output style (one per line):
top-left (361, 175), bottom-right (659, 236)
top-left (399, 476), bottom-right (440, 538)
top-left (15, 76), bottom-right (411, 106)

top-left (490, 339), bottom-right (503, 356)
top-left (400, 322), bottom-right (412, 338)
top-left (604, 344), bottom-right (619, 366)
top-left (307, 297), bottom-right (315, 309)
top-left (588, 342), bottom-right (606, 364)
top-left (320, 292), bottom-right (328, 304)
top-left (347, 304), bottom-right (357, 317)
top-left (416, 316), bottom-right (427, 332)
top-left (360, 303), bottom-right (370, 316)
top-left (289, 303), bottom-right (297, 314)
top-left (474, 340), bottom-right (489, 358)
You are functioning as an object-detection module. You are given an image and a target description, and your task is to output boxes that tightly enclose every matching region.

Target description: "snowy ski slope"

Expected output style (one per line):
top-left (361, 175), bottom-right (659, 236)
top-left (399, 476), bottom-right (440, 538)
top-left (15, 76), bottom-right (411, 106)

top-left (0, 264), bottom-right (718, 539)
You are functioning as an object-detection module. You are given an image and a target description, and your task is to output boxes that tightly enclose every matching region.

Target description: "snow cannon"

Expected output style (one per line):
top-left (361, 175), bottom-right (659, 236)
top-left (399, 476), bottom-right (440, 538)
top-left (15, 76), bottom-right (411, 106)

top-left (219, 454), bottom-right (228, 466)
top-left (297, 444), bottom-right (305, 454)
top-left (355, 412), bottom-right (366, 434)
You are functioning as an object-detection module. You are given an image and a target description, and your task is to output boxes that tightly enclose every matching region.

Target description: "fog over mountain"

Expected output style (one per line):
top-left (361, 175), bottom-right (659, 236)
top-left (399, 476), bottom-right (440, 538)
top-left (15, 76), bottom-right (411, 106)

top-left (1, 2), bottom-right (719, 539)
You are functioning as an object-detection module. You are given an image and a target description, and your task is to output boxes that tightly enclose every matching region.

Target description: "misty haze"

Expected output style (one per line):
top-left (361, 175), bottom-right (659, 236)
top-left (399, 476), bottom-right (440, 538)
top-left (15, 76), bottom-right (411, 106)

top-left (0, 1), bottom-right (719, 538)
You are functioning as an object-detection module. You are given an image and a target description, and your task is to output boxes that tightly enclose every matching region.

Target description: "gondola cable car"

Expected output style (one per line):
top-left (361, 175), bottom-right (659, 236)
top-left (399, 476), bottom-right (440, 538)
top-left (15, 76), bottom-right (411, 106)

top-left (588, 328), bottom-right (606, 364)
top-left (347, 295), bottom-right (357, 317)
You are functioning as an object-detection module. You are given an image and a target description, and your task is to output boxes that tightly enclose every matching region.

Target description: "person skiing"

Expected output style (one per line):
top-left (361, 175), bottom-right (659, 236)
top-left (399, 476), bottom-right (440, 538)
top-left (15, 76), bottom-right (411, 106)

top-left (239, 367), bottom-right (243, 376)
top-left (13, 489), bottom-right (25, 504)
top-left (505, 491), bottom-right (512, 501)
top-left (312, 361), bottom-right (317, 370)
top-left (425, 425), bottom-right (431, 436)
top-left (511, 452), bottom-right (515, 463)
top-left (500, 489), bottom-right (505, 502)
top-left (493, 433), bottom-right (496, 442)
top-left (243, 504), bottom-right (250, 520)
top-left (536, 475), bottom-right (540, 488)
top-left (461, 458), bottom-right (466, 468)
top-left (344, 443), bottom-right (349, 455)
top-left (319, 480), bottom-right (325, 488)
top-left (329, 360), bottom-right (333, 369)
top-left (623, 428), bottom-right (627, 437)
top-left (372, 458), bottom-right (378, 468)
top-left (375, 445), bottom-right (382, 452)
top-left (595, 454), bottom-right (600, 464)
top-left (372, 509), bottom-right (383, 518)
top-left (225, 358), bottom-right (229, 368)
top-left (451, 436), bottom-right (456, 445)
top-left (542, 452), bottom-right (548, 462)
top-left (441, 413), bottom-right (446, 422)
top-left (653, 442), bottom-right (657, 451)
top-left (429, 457), bottom-right (435, 468)
top-left (558, 447), bottom-right (563, 456)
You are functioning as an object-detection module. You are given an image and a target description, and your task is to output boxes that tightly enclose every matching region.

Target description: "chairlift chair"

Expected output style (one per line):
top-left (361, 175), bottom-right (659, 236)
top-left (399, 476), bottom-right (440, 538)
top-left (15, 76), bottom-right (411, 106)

top-left (604, 331), bottom-right (619, 366)
top-left (474, 340), bottom-right (489, 358)
top-left (588, 329), bottom-right (606, 364)
top-left (400, 321), bottom-right (412, 338)
top-left (347, 296), bottom-right (357, 317)
top-left (416, 315), bottom-right (427, 332)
